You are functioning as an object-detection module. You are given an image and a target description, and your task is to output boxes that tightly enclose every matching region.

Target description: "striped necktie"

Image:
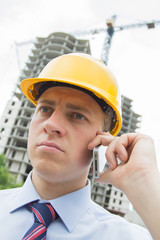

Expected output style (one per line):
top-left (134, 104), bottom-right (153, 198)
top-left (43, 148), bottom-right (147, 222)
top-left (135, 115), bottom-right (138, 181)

top-left (22, 202), bottom-right (56, 240)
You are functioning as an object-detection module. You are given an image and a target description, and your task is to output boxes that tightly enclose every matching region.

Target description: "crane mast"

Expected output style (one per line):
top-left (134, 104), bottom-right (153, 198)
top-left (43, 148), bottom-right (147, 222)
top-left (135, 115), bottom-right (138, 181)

top-left (100, 15), bottom-right (116, 65)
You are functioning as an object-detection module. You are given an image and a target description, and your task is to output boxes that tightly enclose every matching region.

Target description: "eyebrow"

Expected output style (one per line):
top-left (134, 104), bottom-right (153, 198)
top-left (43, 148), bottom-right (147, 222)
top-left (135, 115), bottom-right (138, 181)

top-left (37, 99), bottom-right (56, 106)
top-left (65, 103), bottom-right (92, 116)
top-left (37, 100), bottom-right (92, 115)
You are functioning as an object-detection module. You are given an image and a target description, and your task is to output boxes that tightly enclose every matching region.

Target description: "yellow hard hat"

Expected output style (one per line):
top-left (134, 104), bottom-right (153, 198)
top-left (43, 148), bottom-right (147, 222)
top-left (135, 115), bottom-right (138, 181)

top-left (20, 53), bottom-right (122, 136)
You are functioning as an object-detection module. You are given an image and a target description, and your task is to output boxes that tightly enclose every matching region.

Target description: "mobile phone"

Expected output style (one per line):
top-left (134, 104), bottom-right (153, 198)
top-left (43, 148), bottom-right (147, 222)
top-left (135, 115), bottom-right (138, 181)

top-left (93, 145), bottom-right (107, 179)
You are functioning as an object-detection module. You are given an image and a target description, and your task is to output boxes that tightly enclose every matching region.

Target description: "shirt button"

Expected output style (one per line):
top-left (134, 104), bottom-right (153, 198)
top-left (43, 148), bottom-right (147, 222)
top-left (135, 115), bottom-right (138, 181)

top-left (87, 208), bottom-right (91, 214)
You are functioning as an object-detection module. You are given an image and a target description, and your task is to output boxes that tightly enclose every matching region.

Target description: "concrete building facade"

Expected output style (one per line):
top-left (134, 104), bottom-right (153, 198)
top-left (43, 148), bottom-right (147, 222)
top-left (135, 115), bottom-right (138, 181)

top-left (0, 31), bottom-right (141, 216)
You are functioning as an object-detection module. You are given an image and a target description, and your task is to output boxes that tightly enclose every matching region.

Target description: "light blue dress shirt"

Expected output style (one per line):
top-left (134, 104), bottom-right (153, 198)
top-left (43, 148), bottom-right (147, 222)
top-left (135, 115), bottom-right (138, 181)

top-left (0, 172), bottom-right (152, 239)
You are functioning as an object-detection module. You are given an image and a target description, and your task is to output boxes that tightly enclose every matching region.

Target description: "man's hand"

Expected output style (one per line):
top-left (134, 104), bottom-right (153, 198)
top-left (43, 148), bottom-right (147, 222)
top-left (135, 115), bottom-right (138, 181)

top-left (88, 131), bottom-right (160, 240)
top-left (88, 131), bottom-right (157, 192)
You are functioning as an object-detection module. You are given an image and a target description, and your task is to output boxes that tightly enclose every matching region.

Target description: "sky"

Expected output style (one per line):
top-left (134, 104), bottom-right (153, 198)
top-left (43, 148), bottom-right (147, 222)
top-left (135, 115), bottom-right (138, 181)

top-left (0, 0), bottom-right (160, 167)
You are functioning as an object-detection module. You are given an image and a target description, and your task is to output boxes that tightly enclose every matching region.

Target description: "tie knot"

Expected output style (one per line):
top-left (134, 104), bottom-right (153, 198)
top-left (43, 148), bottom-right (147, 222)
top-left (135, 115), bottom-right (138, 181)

top-left (30, 202), bottom-right (56, 228)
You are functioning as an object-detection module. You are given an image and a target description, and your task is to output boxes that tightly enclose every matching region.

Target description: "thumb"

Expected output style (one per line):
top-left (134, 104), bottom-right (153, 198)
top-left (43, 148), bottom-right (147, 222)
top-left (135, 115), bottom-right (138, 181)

top-left (95, 164), bottom-right (126, 191)
top-left (95, 168), bottom-right (113, 185)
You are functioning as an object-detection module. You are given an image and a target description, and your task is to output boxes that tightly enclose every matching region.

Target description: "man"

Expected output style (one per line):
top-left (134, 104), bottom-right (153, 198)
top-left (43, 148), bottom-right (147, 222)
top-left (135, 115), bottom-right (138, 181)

top-left (0, 53), bottom-right (159, 239)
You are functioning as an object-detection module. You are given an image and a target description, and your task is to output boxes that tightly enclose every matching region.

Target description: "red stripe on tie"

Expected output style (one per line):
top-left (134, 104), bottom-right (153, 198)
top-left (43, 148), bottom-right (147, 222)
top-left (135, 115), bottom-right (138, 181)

top-left (32, 207), bottom-right (45, 225)
top-left (23, 225), bottom-right (45, 240)
top-left (47, 204), bottom-right (56, 221)
top-left (29, 226), bottom-right (46, 240)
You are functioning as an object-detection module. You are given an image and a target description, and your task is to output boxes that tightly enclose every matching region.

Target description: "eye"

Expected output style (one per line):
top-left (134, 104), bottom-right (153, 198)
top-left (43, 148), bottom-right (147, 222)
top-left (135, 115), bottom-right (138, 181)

top-left (40, 106), bottom-right (53, 113)
top-left (72, 112), bottom-right (86, 120)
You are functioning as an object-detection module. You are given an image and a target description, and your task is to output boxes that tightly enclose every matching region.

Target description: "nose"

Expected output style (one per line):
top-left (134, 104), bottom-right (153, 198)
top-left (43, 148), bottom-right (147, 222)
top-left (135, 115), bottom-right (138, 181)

top-left (43, 110), bottom-right (66, 136)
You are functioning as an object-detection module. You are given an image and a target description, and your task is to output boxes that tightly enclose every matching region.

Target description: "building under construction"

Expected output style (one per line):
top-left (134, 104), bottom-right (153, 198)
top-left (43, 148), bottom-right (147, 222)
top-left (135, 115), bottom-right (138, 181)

top-left (0, 31), bottom-right (141, 216)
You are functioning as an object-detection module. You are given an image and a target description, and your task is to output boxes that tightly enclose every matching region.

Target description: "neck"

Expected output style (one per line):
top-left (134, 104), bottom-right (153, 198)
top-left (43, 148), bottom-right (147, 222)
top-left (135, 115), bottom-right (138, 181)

top-left (31, 170), bottom-right (88, 200)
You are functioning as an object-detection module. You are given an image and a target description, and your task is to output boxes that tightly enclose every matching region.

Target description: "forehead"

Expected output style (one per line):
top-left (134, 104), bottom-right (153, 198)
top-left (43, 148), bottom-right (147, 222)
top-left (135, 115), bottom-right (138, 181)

top-left (37, 86), bottom-right (103, 113)
top-left (39, 86), bottom-right (91, 102)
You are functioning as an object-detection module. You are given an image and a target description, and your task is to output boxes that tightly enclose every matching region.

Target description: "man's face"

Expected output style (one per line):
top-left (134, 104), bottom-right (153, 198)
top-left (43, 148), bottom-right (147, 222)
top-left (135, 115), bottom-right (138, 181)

top-left (28, 86), bottom-right (105, 184)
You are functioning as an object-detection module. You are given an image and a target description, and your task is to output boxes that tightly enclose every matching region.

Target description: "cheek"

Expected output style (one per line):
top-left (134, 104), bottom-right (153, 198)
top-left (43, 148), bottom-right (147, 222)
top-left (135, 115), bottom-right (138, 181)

top-left (71, 131), bottom-right (94, 164)
top-left (28, 122), bottom-right (35, 142)
top-left (28, 119), bottom-right (39, 152)
top-left (28, 116), bottom-right (41, 137)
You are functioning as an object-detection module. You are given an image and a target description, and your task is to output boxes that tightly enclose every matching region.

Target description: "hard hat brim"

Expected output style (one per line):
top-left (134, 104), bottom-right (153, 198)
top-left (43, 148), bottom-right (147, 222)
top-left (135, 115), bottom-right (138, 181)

top-left (20, 77), bottom-right (122, 136)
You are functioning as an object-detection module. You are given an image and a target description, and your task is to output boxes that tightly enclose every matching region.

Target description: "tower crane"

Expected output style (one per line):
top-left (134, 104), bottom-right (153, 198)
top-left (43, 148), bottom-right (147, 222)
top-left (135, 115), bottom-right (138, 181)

top-left (72, 15), bottom-right (160, 65)
top-left (14, 16), bottom-right (160, 68)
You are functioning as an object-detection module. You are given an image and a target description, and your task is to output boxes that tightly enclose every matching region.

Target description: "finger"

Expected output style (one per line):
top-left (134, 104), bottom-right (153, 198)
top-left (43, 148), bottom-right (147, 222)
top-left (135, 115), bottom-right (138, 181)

top-left (88, 133), bottom-right (114, 150)
top-left (95, 167), bottom-right (125, 192)
top-left (105, 149), bottom-right (118, 170)
top-left (107, 142), bottom-right (128, 163)
top-left (95, 168), bottom-right (112, 184)
top-left (96, 130), bottom-right (110, 136)
top-left (105, 137), bottom-right (129, 169)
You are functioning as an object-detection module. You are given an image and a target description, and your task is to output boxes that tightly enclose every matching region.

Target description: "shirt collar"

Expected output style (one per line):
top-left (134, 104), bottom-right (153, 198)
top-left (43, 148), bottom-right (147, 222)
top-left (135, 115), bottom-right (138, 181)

top-left (10, 172), bottom-right (91, 233)
top-left (51, 181), bottom-right (91, 232)
top-left (10, 172), bottom-right (40, 213)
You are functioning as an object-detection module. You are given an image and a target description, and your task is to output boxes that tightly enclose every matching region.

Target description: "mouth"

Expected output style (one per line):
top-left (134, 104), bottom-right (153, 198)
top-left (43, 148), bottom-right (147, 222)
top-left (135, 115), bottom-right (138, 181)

top-left (37, 141), bottom-right (64, 153)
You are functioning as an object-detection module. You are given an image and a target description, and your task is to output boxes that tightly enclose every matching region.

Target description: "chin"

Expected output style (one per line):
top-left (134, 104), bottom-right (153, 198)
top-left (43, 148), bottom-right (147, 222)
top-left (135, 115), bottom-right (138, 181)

top-left (33, 161), bottom-right (64, 181)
